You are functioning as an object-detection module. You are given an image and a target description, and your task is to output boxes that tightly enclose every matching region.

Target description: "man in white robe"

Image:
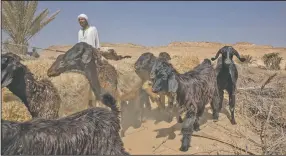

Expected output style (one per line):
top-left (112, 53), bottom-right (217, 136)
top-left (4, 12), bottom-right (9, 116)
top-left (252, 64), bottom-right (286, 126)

top-left (78, 14), bottom-right (100, 49)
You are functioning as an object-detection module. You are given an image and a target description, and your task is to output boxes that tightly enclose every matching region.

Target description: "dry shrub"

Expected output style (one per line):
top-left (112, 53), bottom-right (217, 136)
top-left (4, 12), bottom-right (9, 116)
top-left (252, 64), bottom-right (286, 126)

top-left (2, 88), bottom-right (32, 122)
top-left (171, 55), bottom-right (200, 73)
top-left (2, 58), bottom-right (92, 122)
top-left (262, 52), bottom-right (283, 70)
top-left (235, 54), bottom-right (255, 66)
top-left (236, 67), bottom-right (286, 155)
top-left (22, 58), bottom-right (55, 80)
top-left (109, 57), bottom-right (137, 73)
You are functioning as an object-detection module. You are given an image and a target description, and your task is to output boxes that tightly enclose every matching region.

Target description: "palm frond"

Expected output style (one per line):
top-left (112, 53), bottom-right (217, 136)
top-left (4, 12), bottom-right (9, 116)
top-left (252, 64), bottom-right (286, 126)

top-left (2, 2), bottom-right (18, 37)
top-left (27, 9), bottom-right (60, 40)
top-left (23, 1), bottom-right (38, 36)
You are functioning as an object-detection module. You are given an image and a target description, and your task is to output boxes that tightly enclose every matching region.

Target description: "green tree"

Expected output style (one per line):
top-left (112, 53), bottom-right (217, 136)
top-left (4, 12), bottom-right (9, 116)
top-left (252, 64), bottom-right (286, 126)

top-left (2, 1), bottom-right (60, 54)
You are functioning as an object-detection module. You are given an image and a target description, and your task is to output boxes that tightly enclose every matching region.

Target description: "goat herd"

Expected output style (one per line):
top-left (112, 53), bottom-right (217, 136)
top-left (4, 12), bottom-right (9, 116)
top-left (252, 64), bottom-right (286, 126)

top-left (1, 42), bottom-right (246, 155)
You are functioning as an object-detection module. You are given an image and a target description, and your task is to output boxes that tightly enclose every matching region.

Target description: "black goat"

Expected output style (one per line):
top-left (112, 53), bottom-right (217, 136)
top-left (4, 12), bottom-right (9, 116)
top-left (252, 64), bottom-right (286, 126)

top-left (134, 52), bottom-right (176, 111)
top-left (1, 53), bottom-right (61, 119)
top-left (2, 93), bottom-right (129, 155)
top-left (210, 46), bottom-right (246, 125)
top-left (150, 58), bottom-right (219, 152)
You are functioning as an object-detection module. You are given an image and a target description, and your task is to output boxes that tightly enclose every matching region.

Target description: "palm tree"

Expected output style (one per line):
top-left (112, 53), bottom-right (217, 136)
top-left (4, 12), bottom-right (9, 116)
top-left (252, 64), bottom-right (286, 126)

top-left (2, 1), bottom-right (60, 54)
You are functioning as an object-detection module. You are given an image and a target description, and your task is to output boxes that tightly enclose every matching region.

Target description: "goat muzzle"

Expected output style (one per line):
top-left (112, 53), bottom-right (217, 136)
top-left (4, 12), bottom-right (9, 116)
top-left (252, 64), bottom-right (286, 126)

top-left (152, 88), bottom-right (159, 93)
top-left (47, 69), bottom-right (60, 77)
top-left (224, 59), bottom-right (232, 65)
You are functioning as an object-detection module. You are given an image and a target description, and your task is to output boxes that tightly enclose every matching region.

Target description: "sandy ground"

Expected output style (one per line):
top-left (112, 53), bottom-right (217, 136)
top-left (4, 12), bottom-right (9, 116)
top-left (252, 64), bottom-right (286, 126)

top-left (4, 41), bottom-right (285, 155)
top-left (121, 102), bottom-right (261, 155)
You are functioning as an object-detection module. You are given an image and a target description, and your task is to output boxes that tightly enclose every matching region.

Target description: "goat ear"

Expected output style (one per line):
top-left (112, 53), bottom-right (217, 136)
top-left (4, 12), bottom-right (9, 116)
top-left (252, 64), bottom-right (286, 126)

top-left (232, 48), bottom-right (245, 62)
top-left (81, 47), bottom-right (93, 64)
top-left (168, 74), bottom-right (178, 92)
top-left (211, 49), bottom-right (222, 61)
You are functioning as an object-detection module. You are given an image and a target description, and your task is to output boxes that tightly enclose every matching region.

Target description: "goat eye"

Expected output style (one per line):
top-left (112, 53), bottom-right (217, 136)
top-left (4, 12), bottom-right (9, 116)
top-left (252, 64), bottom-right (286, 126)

top-left (2, 58), bottom-right (7, 62)
top-left (59, 61), bottom-right (65, 65)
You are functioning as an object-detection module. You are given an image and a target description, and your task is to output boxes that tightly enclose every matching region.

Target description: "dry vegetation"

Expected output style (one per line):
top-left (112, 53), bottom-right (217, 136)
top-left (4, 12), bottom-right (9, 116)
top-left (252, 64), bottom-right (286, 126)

top-left (236, 67), bottom-right (286, 155)
top-left (170, 55), bottom-right (200, 73)
top-left (262, 52), bottom-right (283, 70)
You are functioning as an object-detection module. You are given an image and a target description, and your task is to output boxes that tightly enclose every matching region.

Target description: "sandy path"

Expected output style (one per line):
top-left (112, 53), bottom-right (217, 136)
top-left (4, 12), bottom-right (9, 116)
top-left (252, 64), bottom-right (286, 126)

top-left (122, 103), bottom-right (261, 155)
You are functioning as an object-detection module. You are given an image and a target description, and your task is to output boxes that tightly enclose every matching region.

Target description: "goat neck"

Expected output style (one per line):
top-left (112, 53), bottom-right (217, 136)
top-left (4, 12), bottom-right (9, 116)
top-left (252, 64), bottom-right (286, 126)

top-left (6, 65), bottom-right (34, 112)
top-left (83, 59), bottom-right (105, 98)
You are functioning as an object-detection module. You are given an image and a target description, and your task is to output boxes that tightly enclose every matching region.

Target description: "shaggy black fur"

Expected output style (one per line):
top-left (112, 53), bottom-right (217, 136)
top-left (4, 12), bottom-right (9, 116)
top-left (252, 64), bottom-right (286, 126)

top-left (210, 46), bottom-right (246, 125)
top-left (150, 58), bottom-right (220, 152)
top-left (1, 93), bottom-right (129, 155)
top-left (1, 53), bottom-right (61, 119)
top-left (134, 52), bottom-right (176, 111)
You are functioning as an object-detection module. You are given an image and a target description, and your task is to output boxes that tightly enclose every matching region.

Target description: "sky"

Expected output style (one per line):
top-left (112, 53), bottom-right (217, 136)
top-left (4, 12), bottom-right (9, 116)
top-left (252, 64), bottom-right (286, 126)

top-left (2, 1), bottom-right (286, 50)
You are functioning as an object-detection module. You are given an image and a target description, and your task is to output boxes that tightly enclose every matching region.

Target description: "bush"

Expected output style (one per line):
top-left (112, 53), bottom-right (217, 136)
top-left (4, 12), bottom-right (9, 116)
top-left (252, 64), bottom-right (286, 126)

top-left (262, 53), bottom-right (283, 70)
top-left (171, 55), bottom-right (200, 73)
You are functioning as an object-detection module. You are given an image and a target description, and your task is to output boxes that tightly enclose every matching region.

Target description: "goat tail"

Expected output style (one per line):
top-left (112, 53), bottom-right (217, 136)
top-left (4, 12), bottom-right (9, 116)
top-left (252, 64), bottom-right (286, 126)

top-left (101, 93), bottom-right (120, 114)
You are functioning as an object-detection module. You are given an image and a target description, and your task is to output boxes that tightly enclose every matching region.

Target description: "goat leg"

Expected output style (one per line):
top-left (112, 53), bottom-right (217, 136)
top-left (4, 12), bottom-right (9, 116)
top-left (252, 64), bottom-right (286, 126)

top-left (193, 104), bottom-right (205, 132)
top-left (210, 90), bottom-right (222, 122)
top-left (229, 92), bottom-right (237, 125)
top-left (120, 101), bottom-right (131, 138)
top-left (132, 96), bottom-right (143, 128)
top-left (212, 89), bottom-right (224, 122)
top-left (180, 111), bottom-right (196, 152)
top-left (87, 86), bottom-right (95, 107)
top-left (176, 107), bottom-right (184, 123)
top-left (167, 92), bottom-right (177, 109)
top-left (158, 95), bottom-right (166, 110)
top-left (193, 117), bottom-right (200, 132)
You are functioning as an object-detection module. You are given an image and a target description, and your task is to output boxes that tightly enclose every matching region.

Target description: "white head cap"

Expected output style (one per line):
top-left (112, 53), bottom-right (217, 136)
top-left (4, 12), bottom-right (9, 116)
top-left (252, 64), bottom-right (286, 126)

top-left (78, 14), bottom-right (88, 21)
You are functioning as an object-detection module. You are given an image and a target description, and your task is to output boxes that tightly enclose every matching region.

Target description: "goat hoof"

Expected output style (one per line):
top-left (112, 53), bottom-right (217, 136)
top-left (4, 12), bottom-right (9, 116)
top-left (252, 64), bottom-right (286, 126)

top-left (133, 121), bottom-right (142, 129)
top-left (194, 126), bottom-right (200, 132)
top-left (231, 120), bottom-right (237, 125)
top-left (177, 116), bottom-right (183, 123)
top-left (166, 116), bottom-right (173, 123)
top-left (213, 119), bottom-right (219, 122)
top-left (167, 105), bottom-right (173, 110)
top-left (179, 145), bottom-right (189, 152)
